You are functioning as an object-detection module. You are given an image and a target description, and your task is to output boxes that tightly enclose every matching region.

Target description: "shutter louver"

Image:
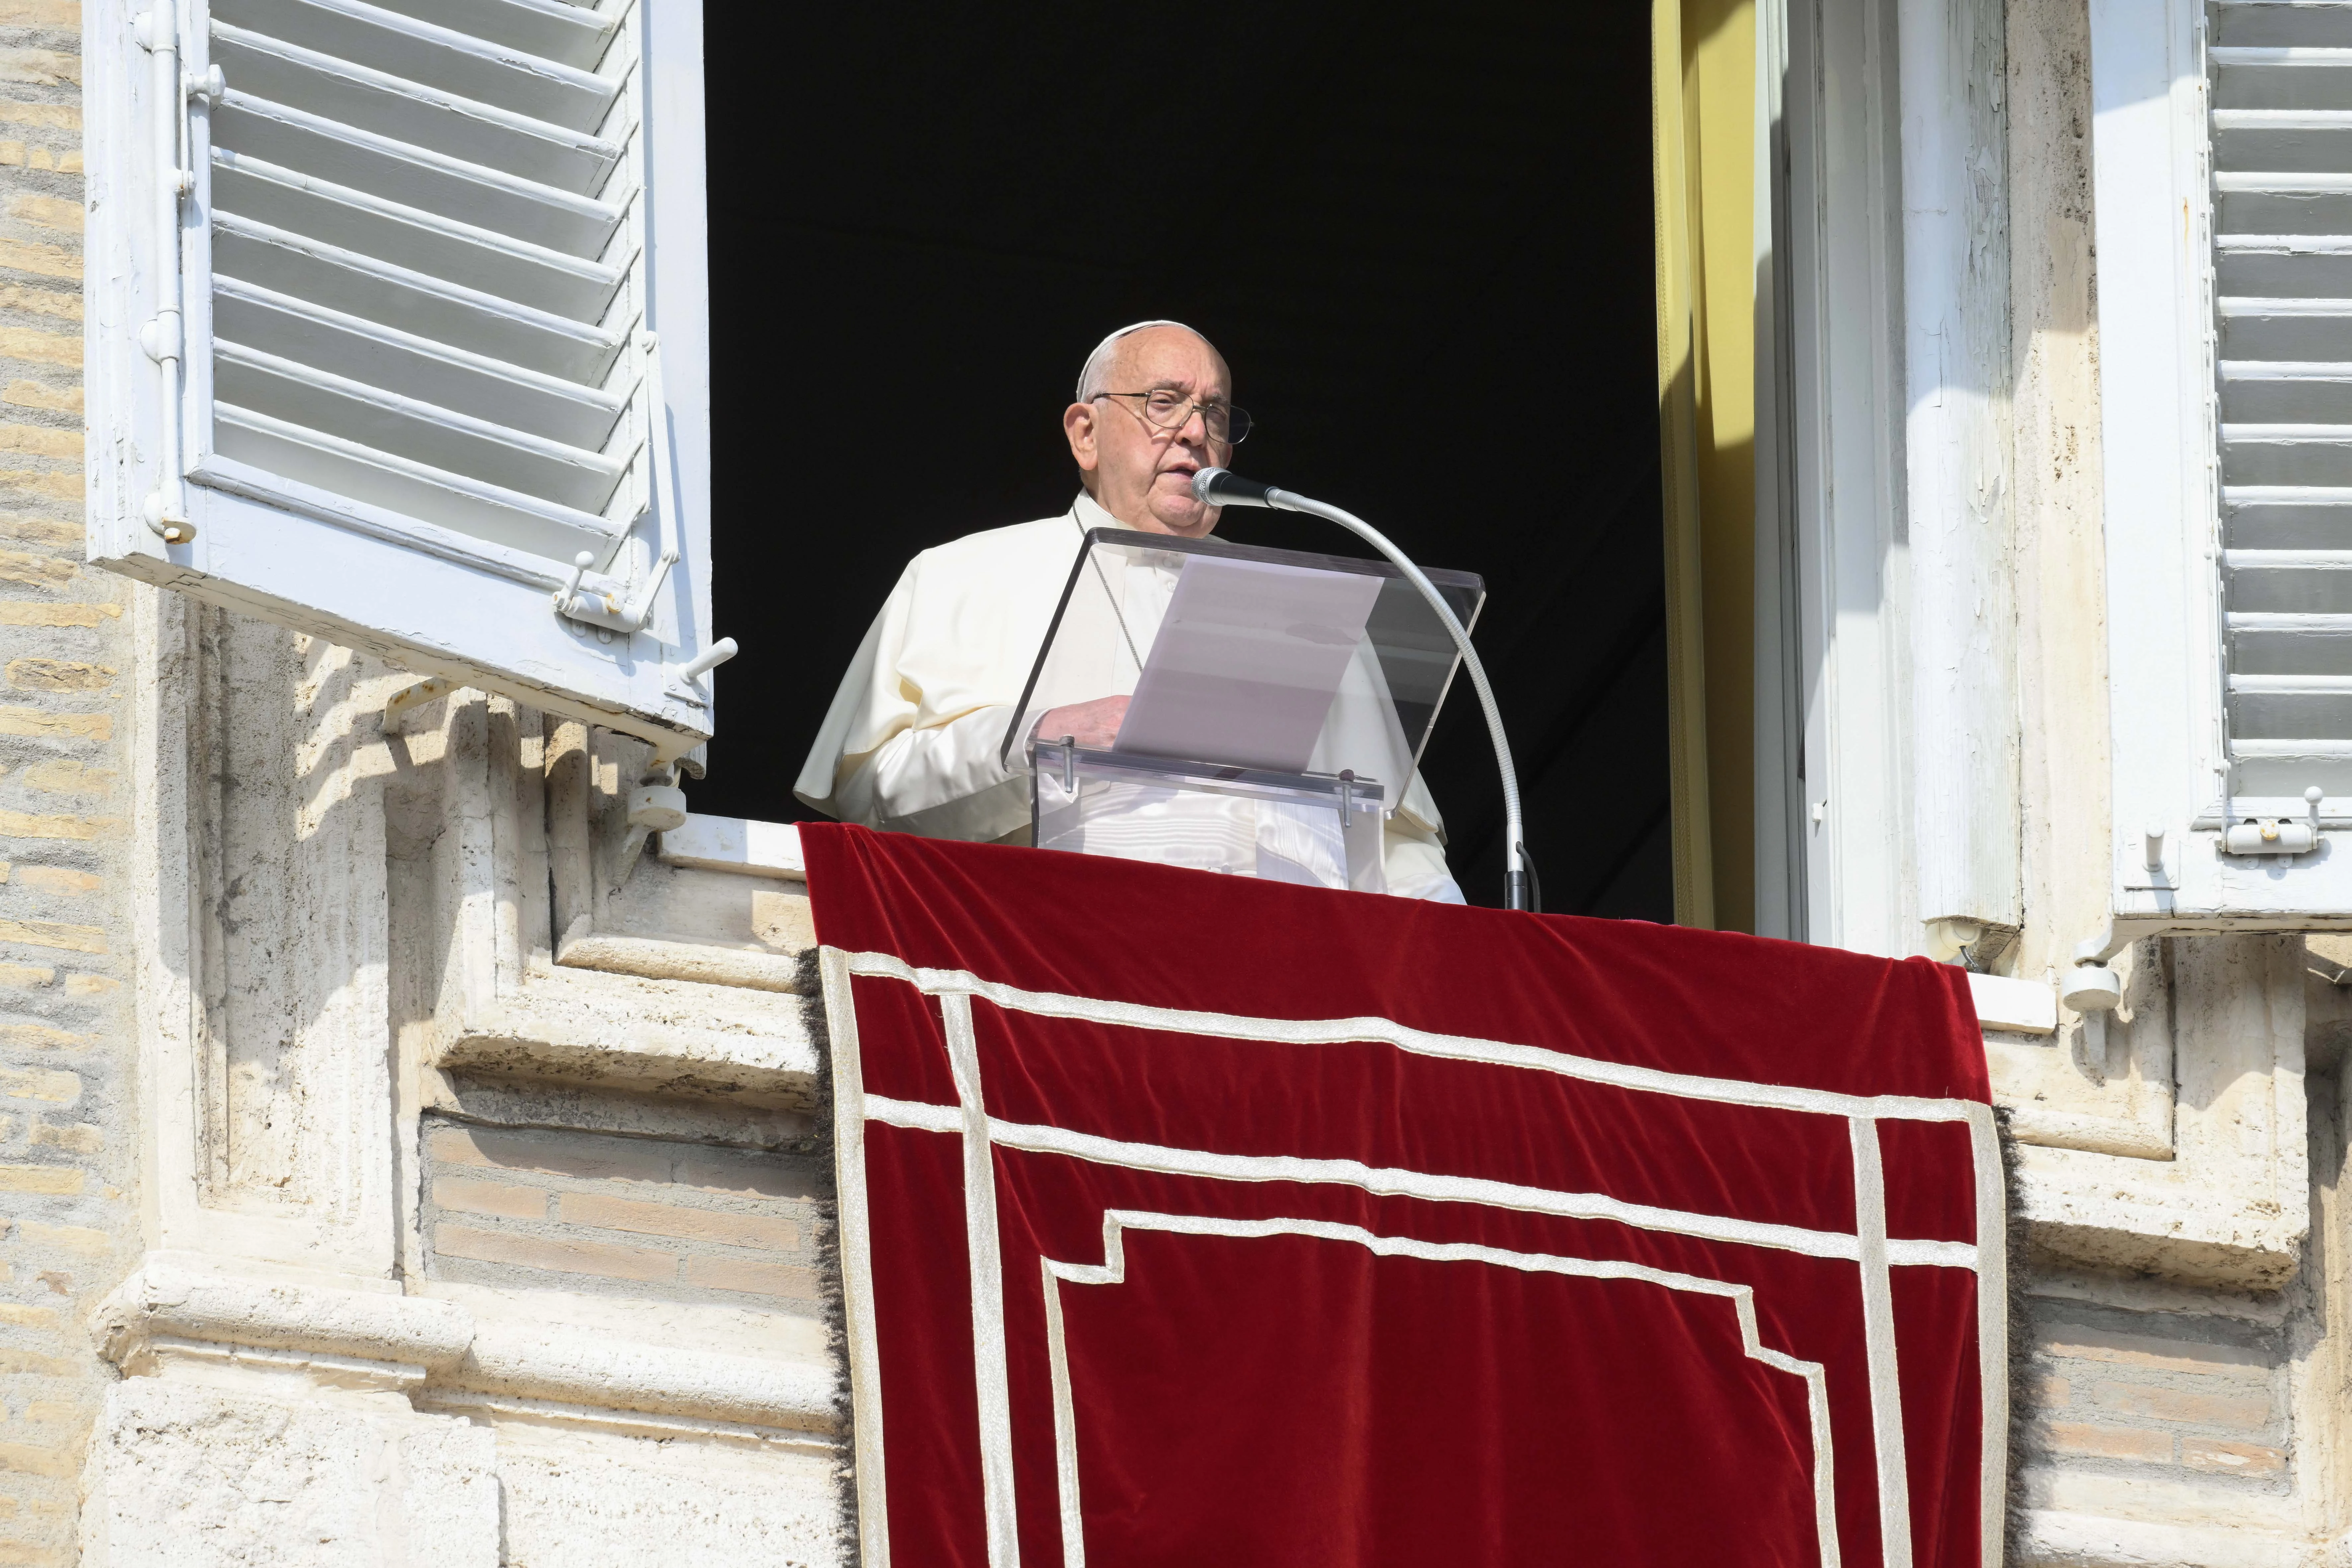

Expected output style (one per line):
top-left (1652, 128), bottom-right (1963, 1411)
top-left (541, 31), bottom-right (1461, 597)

top-left (192, 0), bottom-right (644, 570)
top-left (2214, 0), bottom-right (2352, 809)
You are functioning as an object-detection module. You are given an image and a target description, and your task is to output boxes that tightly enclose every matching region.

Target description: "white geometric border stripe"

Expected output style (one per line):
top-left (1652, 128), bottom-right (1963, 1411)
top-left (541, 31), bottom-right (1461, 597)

top-left (1036, 1211), bottom-right (1842, 1568)
top-left (822, 946), bottom-right (2009, 1568)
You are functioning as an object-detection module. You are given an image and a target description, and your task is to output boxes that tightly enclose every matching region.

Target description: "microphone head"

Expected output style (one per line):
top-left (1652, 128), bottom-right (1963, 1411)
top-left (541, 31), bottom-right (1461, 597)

top-left (1192, 468), bottom-right (1276, 508)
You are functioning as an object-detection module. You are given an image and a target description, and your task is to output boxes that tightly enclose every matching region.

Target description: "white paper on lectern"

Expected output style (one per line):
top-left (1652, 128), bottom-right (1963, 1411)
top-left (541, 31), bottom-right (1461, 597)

top-left (1113, 554), bottom-right (1384, 772)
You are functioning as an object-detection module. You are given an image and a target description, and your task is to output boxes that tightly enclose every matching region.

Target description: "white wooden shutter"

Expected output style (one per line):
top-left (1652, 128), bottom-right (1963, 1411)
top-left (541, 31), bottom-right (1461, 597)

top-left (2096, 0), bottom-right (2352, 922)
top-left (88, 0), bottom-right (720, 755)
top-left (2212, 3), bottom-right (2352, 812)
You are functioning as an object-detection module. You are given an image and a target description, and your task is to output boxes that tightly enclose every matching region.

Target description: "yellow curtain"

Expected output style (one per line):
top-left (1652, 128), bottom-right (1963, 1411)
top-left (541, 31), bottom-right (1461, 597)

top-left (1652, 0), bottom-right (1755, 932)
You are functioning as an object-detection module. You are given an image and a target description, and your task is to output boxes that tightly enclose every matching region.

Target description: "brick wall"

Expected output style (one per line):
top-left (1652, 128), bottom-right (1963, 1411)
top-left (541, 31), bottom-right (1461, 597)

top-left (421, 1118), bottom-right (825, 1314)
top-left (0, 6), bottom-right (142, 1566)
top-left (2028, 1298), bottom-right (2290, 1489)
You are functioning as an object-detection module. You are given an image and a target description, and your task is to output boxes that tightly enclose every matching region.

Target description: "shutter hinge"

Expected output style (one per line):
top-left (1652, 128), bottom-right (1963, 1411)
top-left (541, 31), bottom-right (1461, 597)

top-left (548, 333), bottom-right (738, 702)
top-left (136, 0), bottom-right (198, 547)
top-left (138, 310), bottom-right (179, 365)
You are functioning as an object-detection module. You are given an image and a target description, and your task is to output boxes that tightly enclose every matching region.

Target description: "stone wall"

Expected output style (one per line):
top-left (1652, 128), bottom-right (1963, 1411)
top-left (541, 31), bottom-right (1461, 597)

top-left (419, 1119), bottom-right (825, 1313)
top-left (2009, 1047), bottom-right (2352, 1563)
top-left (1993, 0), bottom-right (2352, 1558)
top-left (59, 631), bottom-right (841, 1563)
top-left (2029, 1282), bottom-right (2293, 1489)
top-left (0, 6), bottom-right (140, 1564)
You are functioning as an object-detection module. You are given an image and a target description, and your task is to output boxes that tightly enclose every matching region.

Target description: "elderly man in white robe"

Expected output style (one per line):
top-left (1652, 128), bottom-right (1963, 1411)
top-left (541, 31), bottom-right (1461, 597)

top-left (793, 321), bottom-right (1464, 902)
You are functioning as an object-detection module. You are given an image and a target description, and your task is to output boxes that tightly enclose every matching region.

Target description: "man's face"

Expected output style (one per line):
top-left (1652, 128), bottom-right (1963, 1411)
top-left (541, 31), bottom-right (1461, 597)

top-left (1062, 328), bottom-right (1233, 537)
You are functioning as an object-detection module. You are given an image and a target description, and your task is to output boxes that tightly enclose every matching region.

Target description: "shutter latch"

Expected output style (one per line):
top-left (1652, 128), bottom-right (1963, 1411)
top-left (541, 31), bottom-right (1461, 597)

top-left (552, 549), bottom-right (652, 634)
top-left (2222, 785), bottom-right (2325, 856)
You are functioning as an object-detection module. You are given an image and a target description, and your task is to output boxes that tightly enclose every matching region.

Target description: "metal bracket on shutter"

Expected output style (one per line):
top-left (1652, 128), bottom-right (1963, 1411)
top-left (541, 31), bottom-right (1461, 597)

top-left (545, 0), bottom-right (732, 704)
top-left (553, 333), bottom-right (677, 635)
top-left (532, 0), bottom-right (731, 721)
top-left (667, 637), bottom-right (738, 701)
top-left (548, 332), bottom-right (738, 706)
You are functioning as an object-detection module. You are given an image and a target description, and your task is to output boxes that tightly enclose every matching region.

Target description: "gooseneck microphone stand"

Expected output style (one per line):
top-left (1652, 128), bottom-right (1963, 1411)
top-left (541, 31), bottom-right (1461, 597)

top-left (1191, 468), bottom-right (1534, 913)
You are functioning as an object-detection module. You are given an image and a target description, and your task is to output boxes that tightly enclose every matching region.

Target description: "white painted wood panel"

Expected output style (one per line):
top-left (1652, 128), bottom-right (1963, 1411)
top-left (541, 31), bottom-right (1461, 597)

top-left (1901, 0), bottom-right (2021, 936)
top-left (1968, 970), bottom-right (2059, 1034)
top-left (1781, 0), bottom-right (1916, 956)
top-left (658, 814), bottom-right (808, 882)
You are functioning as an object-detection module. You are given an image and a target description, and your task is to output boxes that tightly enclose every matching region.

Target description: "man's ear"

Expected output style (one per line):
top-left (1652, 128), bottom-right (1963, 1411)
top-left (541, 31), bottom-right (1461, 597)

top-left (1063, 401), bottom-right (1100, 474)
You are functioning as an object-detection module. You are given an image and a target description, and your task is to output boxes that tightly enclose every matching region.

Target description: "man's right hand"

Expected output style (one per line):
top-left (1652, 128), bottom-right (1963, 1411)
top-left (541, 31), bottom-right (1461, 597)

top-left (1035, 695), bottom-right (1130, 750)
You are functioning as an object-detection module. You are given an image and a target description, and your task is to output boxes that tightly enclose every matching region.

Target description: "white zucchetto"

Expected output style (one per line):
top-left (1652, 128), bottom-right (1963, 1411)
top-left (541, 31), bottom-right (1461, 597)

top-left (1075, 319), bottom-right (1217, 402)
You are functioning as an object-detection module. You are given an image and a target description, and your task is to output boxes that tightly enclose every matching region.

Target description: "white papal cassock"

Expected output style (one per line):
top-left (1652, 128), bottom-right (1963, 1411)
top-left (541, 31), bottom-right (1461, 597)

top-left (793, 493), bottom-right (1466, 901)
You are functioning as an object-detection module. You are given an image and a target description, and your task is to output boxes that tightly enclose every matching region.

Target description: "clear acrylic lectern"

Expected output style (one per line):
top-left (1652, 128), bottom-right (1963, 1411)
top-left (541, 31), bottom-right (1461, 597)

top-left (1002, 528), bottom-right (1485, 893)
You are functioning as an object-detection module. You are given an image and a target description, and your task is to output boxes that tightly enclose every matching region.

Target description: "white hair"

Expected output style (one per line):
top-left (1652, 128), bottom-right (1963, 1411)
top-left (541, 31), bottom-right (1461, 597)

top-left (1075, 319), bottom-right (1218, 402)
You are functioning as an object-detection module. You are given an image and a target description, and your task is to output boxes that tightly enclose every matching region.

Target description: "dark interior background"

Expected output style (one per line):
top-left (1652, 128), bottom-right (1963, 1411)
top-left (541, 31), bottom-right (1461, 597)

top-left (694, 5), bottom-right (1668, 916)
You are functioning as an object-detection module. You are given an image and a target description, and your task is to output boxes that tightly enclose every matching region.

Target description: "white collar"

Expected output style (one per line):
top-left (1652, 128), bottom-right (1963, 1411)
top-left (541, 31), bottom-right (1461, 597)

top-left (1070, 490), bottom-right (1220, 541)
top-left (1070, 490), bottom-right (1123, 534)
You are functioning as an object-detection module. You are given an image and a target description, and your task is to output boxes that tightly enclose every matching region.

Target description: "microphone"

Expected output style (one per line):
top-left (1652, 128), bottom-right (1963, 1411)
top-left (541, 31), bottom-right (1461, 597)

top-left (1187, 468), bottom-right (1535, 912)
top-left (1191, 468), bottom-right (1280, 509)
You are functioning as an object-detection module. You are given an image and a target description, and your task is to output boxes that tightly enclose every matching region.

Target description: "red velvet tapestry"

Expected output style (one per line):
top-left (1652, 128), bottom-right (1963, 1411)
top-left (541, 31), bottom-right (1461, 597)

top-left (803, 823), bottom-right (2006, 1568)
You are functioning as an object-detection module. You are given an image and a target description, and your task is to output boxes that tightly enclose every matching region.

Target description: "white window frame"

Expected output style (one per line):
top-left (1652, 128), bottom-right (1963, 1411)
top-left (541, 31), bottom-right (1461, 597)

top-left (1772, 0), bottom-right (1918, 956)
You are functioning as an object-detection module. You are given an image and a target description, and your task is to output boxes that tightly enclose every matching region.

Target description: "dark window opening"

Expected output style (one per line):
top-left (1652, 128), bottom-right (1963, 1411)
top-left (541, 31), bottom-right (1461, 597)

top-left (696, 6), bottom-right (1667, 916)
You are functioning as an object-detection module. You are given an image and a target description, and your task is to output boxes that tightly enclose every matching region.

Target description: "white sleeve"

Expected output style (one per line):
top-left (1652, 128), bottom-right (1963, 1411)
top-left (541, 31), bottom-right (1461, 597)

top-left (1382, 813), bottom-right (1466, 903)
top-left (830, 705), bottom-right (1033, 843)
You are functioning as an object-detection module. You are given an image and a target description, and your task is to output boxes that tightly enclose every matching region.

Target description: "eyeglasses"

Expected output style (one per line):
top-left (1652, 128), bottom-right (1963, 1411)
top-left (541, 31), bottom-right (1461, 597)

top-left (1097, 389), bottom-right (1253, 445)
